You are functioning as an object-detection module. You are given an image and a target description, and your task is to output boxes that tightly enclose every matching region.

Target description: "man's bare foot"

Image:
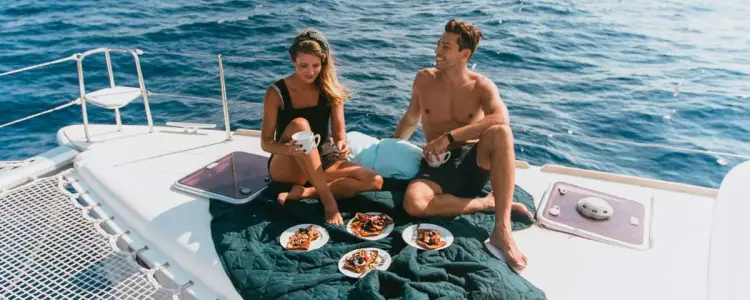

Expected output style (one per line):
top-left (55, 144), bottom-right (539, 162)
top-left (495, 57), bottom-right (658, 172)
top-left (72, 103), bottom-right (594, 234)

top-left (489, 227), bottom-right (527, 272)
top-left (479, 195), bottom-right (496, 211)
top-left (480, 195), bottom-right (535, 219)
top-left (511, 203), bottom-right (534, 219)
top-left (277, 185), bottom-right (305, 205)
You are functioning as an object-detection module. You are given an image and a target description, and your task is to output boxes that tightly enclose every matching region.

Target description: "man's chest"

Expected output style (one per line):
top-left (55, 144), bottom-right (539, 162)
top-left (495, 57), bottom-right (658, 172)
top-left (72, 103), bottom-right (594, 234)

top-left (420, 87), bottom-right (483, 124)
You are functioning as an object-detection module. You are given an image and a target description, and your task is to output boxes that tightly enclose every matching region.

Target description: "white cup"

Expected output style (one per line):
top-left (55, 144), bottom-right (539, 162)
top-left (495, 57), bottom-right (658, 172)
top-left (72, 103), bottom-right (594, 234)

top-left (291, 131), bottom-right (321, 155)
top-left (427, 151), bottom-right (451, 168)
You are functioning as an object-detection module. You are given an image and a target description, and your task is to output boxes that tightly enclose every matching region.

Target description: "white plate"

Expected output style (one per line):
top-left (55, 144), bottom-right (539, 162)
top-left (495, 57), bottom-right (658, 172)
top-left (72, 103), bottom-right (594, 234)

top-left (346, 212), bottom-right (395, 241)
top-left (280, 224), bottom-right (329, 251)
top-left (338, 248), bottom-right (392, 278)
top-left (401, 223), bottom-right (454, 250)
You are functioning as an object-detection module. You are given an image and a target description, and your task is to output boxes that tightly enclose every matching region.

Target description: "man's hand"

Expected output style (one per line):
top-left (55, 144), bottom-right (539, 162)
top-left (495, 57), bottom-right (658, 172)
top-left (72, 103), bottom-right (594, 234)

top-left (423, 134), bottom-right (450, 162)
top-left (335, 140), bottom-right (350, 161)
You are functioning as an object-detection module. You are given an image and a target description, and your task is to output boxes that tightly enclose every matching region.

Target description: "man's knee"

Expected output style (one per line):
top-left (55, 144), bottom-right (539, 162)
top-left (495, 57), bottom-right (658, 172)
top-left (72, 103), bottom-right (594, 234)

top-left (477, 124), bottom-right (513, 169)
top-left (403, 182), bottom-right (433, 217)
top-left (481, 124), bottom-right (512, 144)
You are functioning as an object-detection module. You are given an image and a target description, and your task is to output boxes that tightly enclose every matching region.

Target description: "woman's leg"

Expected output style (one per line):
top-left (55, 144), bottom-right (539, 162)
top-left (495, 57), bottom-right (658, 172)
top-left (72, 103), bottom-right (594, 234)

top-left (269, 118), bottom-right (336, 207)
top-left (280, 160), bottom-right (384, 201)
top-left (326, 161), bottom-right (385, 198)
top-left (268, 155), bottom-right (306, 186)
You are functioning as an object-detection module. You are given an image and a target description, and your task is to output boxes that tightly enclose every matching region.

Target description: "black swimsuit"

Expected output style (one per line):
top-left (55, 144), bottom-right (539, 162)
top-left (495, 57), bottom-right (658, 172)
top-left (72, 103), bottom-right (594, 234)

top-left (267, 79), bottom-right (339, 174)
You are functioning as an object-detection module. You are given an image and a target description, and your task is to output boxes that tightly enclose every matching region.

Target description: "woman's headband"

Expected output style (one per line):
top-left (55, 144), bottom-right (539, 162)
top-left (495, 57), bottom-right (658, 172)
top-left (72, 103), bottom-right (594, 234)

top-left (289, 29), bottom-right (330, 55)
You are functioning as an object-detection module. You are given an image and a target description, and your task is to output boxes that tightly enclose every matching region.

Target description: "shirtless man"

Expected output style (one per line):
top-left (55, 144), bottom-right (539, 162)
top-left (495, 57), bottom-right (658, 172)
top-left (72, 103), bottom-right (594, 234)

top-left (393, 19), bottom-right (532, 271)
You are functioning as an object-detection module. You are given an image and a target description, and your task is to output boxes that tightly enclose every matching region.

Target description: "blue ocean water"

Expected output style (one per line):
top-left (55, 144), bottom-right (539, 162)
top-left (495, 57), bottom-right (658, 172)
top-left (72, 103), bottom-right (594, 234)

top-left (1, 0), bottom-right (748, 188)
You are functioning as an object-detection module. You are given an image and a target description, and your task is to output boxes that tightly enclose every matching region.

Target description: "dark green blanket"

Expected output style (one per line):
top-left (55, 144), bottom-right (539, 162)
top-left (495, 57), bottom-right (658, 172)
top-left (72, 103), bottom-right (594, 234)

top-left (209, 179), bottom-right (546, 300)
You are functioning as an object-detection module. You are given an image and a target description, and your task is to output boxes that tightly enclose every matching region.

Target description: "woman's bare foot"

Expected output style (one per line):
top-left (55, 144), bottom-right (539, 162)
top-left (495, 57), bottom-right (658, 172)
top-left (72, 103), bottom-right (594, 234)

top-left (489, 227), bottom-right (527, 272)
top-left (277, 185), bottom-right (306, 205)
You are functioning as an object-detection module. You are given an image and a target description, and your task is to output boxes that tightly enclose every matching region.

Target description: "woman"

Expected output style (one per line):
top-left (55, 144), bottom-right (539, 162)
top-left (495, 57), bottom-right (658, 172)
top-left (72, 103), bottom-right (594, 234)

top-left (260, 28), bottom-right (384, 225)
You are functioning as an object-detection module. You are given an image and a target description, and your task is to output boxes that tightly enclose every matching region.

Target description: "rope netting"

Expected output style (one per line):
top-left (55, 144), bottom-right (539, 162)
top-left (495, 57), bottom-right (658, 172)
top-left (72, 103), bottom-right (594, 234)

top-left (0, 174), bottom-right (184, 299)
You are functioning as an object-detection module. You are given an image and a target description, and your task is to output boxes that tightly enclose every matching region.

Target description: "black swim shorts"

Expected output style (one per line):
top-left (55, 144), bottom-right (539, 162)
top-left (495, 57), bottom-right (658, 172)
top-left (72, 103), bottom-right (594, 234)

top-left (414, 143), bottom-right (490, 198)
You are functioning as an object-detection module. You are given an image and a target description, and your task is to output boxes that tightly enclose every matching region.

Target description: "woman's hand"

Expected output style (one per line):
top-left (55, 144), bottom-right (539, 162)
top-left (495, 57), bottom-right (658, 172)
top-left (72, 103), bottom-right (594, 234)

top-left (324, 206), bottom-right (344, 225)
top-left (285, 141), bottom-right (306, 156)
top-left (335, 140), bottom-right (351, 160)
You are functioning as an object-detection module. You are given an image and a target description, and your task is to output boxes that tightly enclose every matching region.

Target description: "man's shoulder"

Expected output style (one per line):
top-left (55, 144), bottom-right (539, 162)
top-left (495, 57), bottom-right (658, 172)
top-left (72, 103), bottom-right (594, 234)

top-left (468, 71), bottom-right (496, 90)
top-left (413, 68), bottom-right (438, 91)
top-left (416, 68), bottom-right (438, 80)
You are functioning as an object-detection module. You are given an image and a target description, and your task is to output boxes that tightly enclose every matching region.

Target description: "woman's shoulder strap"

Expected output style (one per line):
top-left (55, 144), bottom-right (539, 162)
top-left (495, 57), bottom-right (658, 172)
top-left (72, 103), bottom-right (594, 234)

top-left (270, 79), bottom-right (292, 110)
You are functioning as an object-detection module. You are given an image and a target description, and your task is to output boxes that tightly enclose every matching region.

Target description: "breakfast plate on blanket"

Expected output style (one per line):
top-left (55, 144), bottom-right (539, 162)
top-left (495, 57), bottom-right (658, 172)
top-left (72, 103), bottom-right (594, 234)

top-left (338, 248), bottom-right (392, 278)
top-left (402, 224), bottom-right (454, 250)
top-left (280, 224), bottom-right (329, 251)
top-left (347, 212), bottom-right (395, 240)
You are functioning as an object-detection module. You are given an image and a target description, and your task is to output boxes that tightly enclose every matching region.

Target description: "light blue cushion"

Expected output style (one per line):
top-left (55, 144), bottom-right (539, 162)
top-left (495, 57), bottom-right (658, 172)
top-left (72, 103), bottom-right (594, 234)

top-left (372, 138), bottom-right (424, 180)
top-left (345, 131), bottom-right (380, 168)
top-left (344, 132), bottom-right (424, 179)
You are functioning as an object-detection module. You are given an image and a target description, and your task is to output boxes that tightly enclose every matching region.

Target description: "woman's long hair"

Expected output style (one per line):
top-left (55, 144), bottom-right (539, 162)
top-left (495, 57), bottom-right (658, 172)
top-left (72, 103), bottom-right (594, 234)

top-left (288, 28), bottom-right (352, 106)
